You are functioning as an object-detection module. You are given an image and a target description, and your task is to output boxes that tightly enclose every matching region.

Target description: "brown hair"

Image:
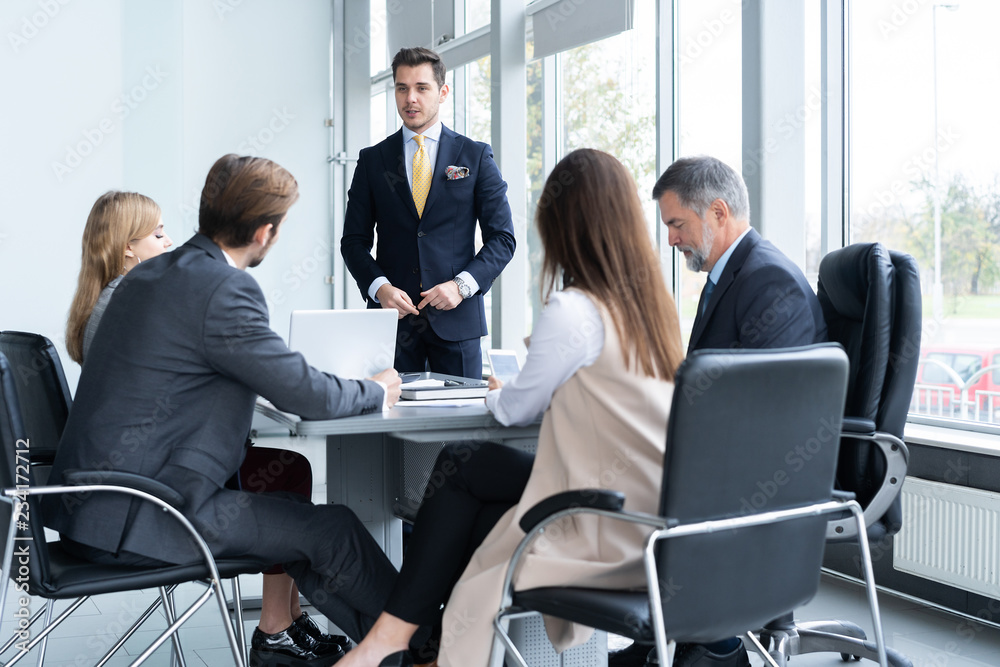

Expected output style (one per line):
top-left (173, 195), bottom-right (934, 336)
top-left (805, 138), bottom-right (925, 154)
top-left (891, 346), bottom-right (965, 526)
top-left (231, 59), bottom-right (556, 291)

top-left (536, 149), bottom-right (684, 380)
top-left (198, 154), bottom-right (299, 248)
top-left (391, 47), bottom-right (446, 88)
top-left (66, 191), bottom-right (161, 363)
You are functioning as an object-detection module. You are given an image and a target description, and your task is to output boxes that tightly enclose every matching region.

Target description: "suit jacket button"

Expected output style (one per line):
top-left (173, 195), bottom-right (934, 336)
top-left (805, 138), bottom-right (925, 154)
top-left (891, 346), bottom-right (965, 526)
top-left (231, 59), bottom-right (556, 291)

top-left (412, 268), bottom-right (419, 274)
top-left (417, 231), bottom-right (426, 237)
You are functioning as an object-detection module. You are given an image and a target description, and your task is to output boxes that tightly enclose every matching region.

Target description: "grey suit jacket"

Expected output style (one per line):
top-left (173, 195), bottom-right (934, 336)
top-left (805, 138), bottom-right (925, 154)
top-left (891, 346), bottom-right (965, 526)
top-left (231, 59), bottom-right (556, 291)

top-left (45, 234), bottom-right (384, 563)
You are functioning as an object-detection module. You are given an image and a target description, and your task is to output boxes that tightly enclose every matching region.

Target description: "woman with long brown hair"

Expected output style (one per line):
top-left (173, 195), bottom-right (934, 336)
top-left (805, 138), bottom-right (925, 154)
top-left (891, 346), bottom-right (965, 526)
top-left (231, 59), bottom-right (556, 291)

top-left (66, 191), bottom-right (172, 363)
top-left (340, 148), bottom-right (685, 667)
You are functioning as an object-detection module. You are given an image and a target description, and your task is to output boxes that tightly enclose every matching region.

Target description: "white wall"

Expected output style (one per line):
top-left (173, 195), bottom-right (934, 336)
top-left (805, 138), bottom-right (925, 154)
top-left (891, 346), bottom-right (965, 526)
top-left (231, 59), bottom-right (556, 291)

top-left (0, 0), bottom-right (334, 390)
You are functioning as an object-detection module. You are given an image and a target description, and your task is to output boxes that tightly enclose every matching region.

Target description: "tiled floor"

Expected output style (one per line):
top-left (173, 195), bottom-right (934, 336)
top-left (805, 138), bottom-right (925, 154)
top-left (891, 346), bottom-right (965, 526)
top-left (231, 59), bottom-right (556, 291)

top-left (2, 574), bottom-right (999, 666)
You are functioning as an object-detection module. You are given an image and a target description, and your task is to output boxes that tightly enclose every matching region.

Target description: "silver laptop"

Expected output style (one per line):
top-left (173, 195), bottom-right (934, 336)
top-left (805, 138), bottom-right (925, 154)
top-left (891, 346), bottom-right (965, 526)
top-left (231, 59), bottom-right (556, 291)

top-left (288, 309), bottom-right (397, 379)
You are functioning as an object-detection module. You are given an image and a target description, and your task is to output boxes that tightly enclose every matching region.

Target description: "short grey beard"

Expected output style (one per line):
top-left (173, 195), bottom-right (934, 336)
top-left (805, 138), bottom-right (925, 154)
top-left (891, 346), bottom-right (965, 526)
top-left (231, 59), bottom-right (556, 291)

top-left (684, 221), bottom-right (715, 272)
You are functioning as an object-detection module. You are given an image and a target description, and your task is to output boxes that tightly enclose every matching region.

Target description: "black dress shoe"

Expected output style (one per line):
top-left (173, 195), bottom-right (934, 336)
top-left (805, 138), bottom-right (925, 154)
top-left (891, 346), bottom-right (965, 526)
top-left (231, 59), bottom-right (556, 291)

top-left (294, 611), bottom-right (352, 652)
top-left (250, 623), bottom-right (345, 667)
top-left (377, 650), bottom-right (414, 667)
top-left (671, 642), bottom-right (750, 667)
top-left (609, 641), bottom-right (654, 667)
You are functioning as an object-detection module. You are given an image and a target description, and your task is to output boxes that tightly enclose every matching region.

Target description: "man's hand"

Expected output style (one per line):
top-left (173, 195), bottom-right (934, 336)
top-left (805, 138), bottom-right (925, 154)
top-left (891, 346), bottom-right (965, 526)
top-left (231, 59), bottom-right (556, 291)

top-left (418, 280), bottom-right (462, 311)
top-left (376, 284), bottom-right (419, 319)
top-left (370, 368), bottom-right (402, 408)
top-left (487, 376), bottom-right (504, 391)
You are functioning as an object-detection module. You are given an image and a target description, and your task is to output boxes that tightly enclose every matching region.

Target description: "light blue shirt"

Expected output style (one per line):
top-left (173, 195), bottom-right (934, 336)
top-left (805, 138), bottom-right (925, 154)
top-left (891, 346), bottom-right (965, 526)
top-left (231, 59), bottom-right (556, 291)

top-left (707, 226), bottom-right (752, 287)
top-left (368, 121), bottom-right (479, 302)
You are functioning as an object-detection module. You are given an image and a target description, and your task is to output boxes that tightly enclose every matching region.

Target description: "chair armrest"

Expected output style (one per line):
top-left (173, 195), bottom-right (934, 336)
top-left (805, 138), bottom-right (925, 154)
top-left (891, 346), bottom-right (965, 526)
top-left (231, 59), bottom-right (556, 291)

top-left (519, 489), bottom-right (625, 533)
top-left (825, 431), bottom-right (909, 541)
top-left (63, 469), bottom-right (186, 509)
top-left (841, 417), bottom-right (876, 434)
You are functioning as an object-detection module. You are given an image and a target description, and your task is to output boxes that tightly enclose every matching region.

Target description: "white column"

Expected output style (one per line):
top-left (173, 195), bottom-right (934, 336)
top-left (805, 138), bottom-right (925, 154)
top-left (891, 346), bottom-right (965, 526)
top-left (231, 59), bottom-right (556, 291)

top-left (491, 0), bottom-right (528, 351)
top-left (742, 0), bottom-right (807, 268)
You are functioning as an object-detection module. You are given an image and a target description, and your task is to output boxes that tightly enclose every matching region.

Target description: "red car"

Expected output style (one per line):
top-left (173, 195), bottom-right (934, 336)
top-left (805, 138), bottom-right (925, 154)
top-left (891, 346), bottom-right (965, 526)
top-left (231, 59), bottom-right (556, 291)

top-left (912, 347), bottom-right (1000, 422)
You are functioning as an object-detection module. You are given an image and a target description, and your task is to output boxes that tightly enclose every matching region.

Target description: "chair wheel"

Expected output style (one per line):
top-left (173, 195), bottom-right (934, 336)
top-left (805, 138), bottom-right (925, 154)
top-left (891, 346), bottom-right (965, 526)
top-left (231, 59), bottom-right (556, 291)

top-left (840, 653), bottom-right (861, 662)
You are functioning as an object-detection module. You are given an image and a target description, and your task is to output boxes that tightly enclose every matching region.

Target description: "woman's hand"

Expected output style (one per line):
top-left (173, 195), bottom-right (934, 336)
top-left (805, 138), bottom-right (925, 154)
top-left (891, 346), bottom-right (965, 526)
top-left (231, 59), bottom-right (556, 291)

top-left (487, 376), bottom-right (504, 391)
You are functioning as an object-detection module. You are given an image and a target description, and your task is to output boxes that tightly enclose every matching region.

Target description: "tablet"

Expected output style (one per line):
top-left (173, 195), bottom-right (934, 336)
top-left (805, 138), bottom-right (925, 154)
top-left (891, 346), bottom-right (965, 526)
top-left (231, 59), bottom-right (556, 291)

top-left (487, 349), bottom-right (521, 384)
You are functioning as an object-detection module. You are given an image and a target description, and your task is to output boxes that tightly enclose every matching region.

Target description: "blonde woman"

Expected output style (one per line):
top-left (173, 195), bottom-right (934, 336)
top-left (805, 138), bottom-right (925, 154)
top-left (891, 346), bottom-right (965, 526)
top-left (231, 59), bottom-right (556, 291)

top-left (66, 191), bottom-right (173, 363)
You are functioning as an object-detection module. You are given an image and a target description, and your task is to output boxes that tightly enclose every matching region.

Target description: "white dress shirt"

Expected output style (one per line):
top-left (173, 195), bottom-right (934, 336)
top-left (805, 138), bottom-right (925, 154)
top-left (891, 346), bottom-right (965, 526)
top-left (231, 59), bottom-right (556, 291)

top-left (486, 290), bottom-right (605, 426)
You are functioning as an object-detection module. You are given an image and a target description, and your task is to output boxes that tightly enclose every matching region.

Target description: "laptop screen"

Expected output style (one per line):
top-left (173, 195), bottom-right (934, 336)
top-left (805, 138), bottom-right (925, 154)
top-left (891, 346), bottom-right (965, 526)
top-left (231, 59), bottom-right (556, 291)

top-left (288, 309), bottom-right (398, 379)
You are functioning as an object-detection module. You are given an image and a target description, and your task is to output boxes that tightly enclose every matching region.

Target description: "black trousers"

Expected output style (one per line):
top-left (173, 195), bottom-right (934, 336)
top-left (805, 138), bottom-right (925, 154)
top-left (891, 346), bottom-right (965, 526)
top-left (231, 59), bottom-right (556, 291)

top-left (394, 311), bottom-right (483, 379)
top-left (63, 489), bottom-right (397, 643)
top-left (383, 441), bottom-right (535, 630)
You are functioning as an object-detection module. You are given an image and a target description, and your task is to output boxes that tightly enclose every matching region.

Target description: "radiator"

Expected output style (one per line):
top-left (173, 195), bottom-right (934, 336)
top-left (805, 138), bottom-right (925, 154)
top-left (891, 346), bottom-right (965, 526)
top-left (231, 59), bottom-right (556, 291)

top-left (894, 477), bottom-right (1000, 598)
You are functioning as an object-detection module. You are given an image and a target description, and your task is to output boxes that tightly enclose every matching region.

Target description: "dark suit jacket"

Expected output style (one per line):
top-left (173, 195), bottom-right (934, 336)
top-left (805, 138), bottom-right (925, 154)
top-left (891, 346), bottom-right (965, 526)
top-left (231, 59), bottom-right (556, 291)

top-left (45, 234), bottom-right (384, 563)
top-left (341, 125), bottom-right (516, 342)
top-left (689, 228), bottom-right (827, 352)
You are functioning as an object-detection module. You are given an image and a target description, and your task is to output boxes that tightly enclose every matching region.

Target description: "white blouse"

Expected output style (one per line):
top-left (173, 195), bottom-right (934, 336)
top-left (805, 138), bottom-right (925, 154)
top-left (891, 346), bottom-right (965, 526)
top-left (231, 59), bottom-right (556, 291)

top-left (486, 290), bottom-right (605, 426)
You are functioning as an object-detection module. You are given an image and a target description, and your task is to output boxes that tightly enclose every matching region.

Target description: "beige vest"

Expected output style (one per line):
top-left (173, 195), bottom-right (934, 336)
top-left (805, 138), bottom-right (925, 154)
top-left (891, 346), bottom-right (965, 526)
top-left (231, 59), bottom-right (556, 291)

top-left (438, 294), bottom-right (674, 666)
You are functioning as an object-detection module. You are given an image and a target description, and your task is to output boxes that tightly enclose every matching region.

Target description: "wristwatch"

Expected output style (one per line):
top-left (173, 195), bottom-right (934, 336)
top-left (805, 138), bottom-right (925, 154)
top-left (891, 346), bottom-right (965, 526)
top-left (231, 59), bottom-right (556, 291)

top-left (453, 276), bottom-right (473, 299)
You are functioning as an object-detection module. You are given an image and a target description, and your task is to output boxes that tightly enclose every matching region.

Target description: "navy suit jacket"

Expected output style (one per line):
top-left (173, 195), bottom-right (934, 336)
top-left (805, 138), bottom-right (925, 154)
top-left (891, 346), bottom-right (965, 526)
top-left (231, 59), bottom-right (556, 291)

top-left (341, 125), bottom-right (515, 342)
top-left (45, 234), bottom-right (384, 563)
top-left (689, 228), bottom-right (827, 352)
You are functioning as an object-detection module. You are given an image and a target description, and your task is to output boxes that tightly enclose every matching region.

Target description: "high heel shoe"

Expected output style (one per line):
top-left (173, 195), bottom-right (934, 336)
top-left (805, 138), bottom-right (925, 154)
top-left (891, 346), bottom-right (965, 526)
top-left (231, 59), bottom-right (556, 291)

top-left (377, 650), bottom-right (413, 667)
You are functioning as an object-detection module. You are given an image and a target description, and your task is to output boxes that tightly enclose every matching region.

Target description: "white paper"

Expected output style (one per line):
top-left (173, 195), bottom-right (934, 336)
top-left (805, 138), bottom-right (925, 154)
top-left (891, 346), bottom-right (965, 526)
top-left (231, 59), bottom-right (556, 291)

top-left (394, 398), bottom-right (486, 408)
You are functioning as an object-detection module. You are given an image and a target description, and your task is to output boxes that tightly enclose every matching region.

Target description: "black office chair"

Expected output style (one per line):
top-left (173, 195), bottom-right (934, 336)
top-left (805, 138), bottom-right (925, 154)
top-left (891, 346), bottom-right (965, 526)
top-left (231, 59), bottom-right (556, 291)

top-left (0, 350), bottom-right (264, 666)
top-left (491, 346), bottom-right (889, 667)
top-left (0, 331), bottom-right (73, 474)
top-left (760, 244), bottom-right (921, 667)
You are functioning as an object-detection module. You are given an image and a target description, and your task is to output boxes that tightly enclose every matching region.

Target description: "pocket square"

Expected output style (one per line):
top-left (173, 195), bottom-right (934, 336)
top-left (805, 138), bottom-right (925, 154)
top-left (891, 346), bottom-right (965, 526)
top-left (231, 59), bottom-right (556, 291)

top-left (446, 165), bottom-right (470, 180)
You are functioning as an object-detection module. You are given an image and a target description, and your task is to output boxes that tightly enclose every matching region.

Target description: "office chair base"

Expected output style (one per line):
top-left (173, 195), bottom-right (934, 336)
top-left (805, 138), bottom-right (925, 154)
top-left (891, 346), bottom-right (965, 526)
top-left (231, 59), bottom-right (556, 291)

top-left (761, 624), bottom-right (912, 667)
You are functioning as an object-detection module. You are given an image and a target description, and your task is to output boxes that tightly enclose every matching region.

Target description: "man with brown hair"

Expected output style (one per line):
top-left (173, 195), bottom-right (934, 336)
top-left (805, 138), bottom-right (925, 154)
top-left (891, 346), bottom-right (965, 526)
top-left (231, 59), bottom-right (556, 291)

top-left (46, 154), bottom-right (402, 667)
top-left (342, 46), bottom-right (515, 379)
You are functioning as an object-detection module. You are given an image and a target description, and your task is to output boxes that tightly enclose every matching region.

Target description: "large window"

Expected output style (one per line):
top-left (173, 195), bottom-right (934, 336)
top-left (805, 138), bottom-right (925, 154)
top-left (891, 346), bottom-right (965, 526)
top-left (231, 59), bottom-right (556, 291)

top-left (849, 1), bottom-right (1000, 427)
top-left (675, 0), bottom-right (742, 344)
top-left (524, 0), bottom-right (656, 333)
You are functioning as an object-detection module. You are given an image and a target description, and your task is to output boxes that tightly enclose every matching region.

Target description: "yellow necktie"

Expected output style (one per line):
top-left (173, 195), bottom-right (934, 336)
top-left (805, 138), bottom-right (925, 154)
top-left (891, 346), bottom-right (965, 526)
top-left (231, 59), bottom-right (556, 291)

top-left (412, 135), bottom-right (430, 218)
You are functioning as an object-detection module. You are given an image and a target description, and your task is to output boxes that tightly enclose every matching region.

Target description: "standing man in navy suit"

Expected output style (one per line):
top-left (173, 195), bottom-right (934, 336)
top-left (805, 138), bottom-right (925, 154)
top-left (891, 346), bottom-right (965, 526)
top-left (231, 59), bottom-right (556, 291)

top-left (342, 47), bottom-right (516, 379)
top-left (608, 156), bottom-right (827, 667)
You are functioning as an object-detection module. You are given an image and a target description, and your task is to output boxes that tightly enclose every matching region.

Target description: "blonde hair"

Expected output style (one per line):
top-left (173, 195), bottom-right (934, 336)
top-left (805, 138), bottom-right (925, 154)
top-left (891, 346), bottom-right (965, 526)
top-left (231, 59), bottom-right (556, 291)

top-left (537, 149), bottom-right (684, 380)
top-left (66, 191), bottom-right (161, 363)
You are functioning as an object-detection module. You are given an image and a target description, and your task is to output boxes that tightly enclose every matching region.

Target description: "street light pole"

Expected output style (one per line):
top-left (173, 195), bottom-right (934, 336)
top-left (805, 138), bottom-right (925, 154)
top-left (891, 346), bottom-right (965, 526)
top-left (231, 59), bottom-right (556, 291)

top-left (932, 2), bottom-right (959, 322)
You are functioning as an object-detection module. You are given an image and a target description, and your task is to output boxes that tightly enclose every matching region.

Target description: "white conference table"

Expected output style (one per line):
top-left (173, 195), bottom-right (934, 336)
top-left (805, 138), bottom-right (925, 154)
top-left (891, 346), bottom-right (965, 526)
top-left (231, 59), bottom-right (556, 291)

top-left (255, 401), bottom-right (541, 565)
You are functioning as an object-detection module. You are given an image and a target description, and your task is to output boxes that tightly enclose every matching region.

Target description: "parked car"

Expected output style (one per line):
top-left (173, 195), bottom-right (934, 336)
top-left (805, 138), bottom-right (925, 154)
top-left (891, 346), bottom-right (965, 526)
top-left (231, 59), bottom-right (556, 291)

top-left (912, 347), bottom-right (1000, 422)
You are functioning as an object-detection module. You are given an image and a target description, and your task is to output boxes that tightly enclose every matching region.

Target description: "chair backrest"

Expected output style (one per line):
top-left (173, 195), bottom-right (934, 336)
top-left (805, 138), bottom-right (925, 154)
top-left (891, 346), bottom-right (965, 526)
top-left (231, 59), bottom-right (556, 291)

top-left (0, 332), bottom-right (73, 465)
top-left (0, 351), bottom-right (55, 593)
top-left (816, 244), bottom-right (921, 537)
top-left (655, 345), bottom-right (849, 643)
top-left (882, 251), bottom-right (922, 437)
top-left (816, 244), bottom-right (893, 423)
